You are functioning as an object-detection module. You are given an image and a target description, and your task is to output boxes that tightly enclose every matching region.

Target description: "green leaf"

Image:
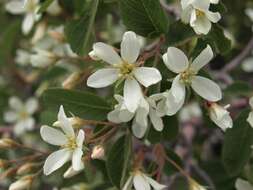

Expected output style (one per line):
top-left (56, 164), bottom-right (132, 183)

top-left (222, 109), bottom-right (253, 177)
top-left (164, 148), bottom-right (183, 176)
top-left (65, 0), bottom-right (99, 55)
top-left (38, 0), bottom-right (54, 14)
top-left (203, 24), bottom-right (231, 55)
top-left (210, 2), bottom-right (227, 14)
top-left (119, 0), bottom-right (169, 37)
top-left (106, 135), bottom-right (132, 189)
top-left (224, 81), bottom-right (252, 96)
top-left (166, 21), bottom-right (196, 46)
top-left (42, 88), bottom-right (110, 121)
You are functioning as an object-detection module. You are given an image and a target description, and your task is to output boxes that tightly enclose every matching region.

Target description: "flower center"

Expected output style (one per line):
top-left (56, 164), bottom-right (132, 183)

top-left (25, 0), bottom-right (36, 12)
top-left (117, 62), bottom-right (135, 77)
top-left (19, 110), bottom-right (29, 120)
top-left (196, 9), bottom-right (205, 18)
top-left (180, 69), bottom-right (196, 85)
top-left (64, 137), bottom-right (77, 150)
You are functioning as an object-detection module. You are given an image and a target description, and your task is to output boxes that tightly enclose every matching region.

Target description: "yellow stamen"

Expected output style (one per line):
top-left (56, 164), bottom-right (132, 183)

top-left (196, 9), bottom-right (205, 17)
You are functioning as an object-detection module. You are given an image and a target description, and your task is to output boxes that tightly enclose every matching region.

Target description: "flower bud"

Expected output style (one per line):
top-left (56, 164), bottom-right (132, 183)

top-left (62, 72), bottom-right (83, 89)
top-left (16, 163), bottom-right (37, 175)
top-left (208, 103), bottom-right (233, 131)
top-left (88, 50), bottom-right (100, 61)
top-left (91, 145), bottom-right (105, 160)
top-left (9, 175), bottom-right (33, 190)
top-left (0, 138), bottom-right (19, 148)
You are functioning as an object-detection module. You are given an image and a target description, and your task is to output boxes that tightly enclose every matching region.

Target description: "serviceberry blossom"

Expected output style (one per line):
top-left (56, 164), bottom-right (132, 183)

top-left (181, 0), bottom-right (221, 34)
top-left (123, 171), bottom-right (166, 190)
top-left (87, 31), bottom-right (162, 112)
top-left (247, 97), bottom-right (253, 127)
top-left (108, 94), bottom-right (164, 138)
top-left (4, 97), bottom-right (38, 135)
top-left (235, 178), bottom-right (253, 190)
top-left (162, 45), bottom-right (222, 114)
top-left (5, 0), bottom-right (41, 35)
top-left (208, 103), bottom-right (233, 131)
top-left (40, 106), bottom-right (85, 175)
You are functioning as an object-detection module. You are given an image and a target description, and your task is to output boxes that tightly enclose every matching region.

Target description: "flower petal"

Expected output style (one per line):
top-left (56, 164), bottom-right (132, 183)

top-left (149, 108), bottom-right (164, 131)
top-left (25, 98), bottom-right (38, 114)
top-left (22, 13), bottom-right (34, 35)
top-left (133, 67), bottom-right (162, 87)
top-left (5, 1), bottom-right (25, 14)
top-left (124, 78), bottom-right (142, 113)
top-left (57, 105), bottom-right (75, 137)
top-left (191, 45), bottom-right (213, 73)
top-left (121, 31), bottom-right (140, 64)
top-left (4, 111), bottom-right (18, 123)
top-left (171, 74), bottom-right (186, 102)
top-left (206, 11), bottom-right (221, 23)
top-left (9, 97), bottom-right (23, 111)
top-left (132, 121), bottom-right (148, 139)
top-left (87, 68), bottom-right (119, 88)
top-left (163, 47), bottom-right (189, 73)
top-left (43, 149), bottom-right (71, 175)
top-left (123, 176), bottom-right (133, 190)
top-left (63, 166), bottom-right (84, 179)
top-left (235, 178), bottom-right (253, 190)
top-left (191, 14), bottom-right (212, 35)
top-left (40, 125), bottom-right (68, 146)
top-left (191, 76), bottom-right (222, 101)
top-left (210, 0), bottom-right (219, 4)
top-left (192, 0), bottom-right (210, 10)
top-left (76, 130), bottom-right (85, 147)
top-left (144, 175), bottom-right (167, 190)
top-left (247, 112), bottom-right (253, 128)
top-left (133, 174), bottom-right (151, 190)
top-left (93, 42), bottom-right (122, 65)
top-left (21, 117), bottom-right (35, 130)
top-left (72, 148), bottom-right (84, 171)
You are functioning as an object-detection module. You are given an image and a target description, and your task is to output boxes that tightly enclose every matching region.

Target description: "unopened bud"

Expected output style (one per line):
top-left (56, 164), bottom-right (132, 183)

top-left (17, 163), bottom-right (38, 175)
top-left (88, 50), bottom-right (100, 61)
top-left (62, 72), bottom-right (84, 89)
top-left (9, 175), bottom-right (33, 190)
top-left (91, 145), bottom-right (105, 160)
top-left (31, 22), bottom-right (47, 44)
top-left (0, 138), bottom-right (19, 148)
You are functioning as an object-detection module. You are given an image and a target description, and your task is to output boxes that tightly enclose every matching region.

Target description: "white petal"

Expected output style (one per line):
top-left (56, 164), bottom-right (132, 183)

top-left (25, 98), bottom-right (38, 114)
top-left (163, 47), bottom-right (189, 73)
top-left (121, 31), bottom-right (140, 64)
top-left (144, 175), bottom-right (167, 190)
top-left (205, 11), bottom-right (221, 23)
top-left (192, 0), bottom-right (210, 10)
top-left (93, 42), bottom-right (122, 65)
top-left (210, 110), bottom-right (233, 131)
top-left (87, 68), bottom-right (119, 88)
top-left (149, 108), bottom-right (164, 131)
top-left (72, 148), bottom-right (84, 171)
top-left (76, 130), bottom-right (85, 147)
top-left (133, 67), bottom-right (162, 87)
top-left (171, 74), bottom-right (186, 102)
top-left (191, 15), bottom-right (212, 35)
top-left (118, 108), bottom-right (135, 122)
top-left (5, 1), bottom-right (25, 14)
top-left (181, 0), bottom-right (193, 9)
top-left (63, 166), bottom-right (84, 179)
top-left (124, 78), bottom-right (142, 113)
top-left (242, 57), bottom-right (253, 72)
top-left (107, 109), bottom-right (123, 123)
top-left (40, 125), bottom-right (68, 146)
top-left (235, 179), bottom-right (253, 190)
top-left (43, 149), bottom-right (71, 175)
top-left (9, 97), bottom-right (23, 111)
top-left (191, 76), bottom-right (222, 101)
top-left (22, 13), bottom-right (35, 35)
top-left (133, 174), bottom-right (151, 190)
top-left (210, 0), bottom-right (219, 4)
top-left (132, 121), bottom-right (148, 139)
top-left (181, 6), bottom-right (193, 23)
top-left (4, 111), bottom-right (18, 123)
top-left (191, 45), bottom-right (213, 72)
top-left (247, 112), bottom-right (253, 128)
top-left (57, 105), bottom-right (75, 137)
top-left (21, 117), bottom-right (35, 130)
top-left (123, 176), bottom-right (133, 190)
top-left (14, 122), bottom-right (26, 136)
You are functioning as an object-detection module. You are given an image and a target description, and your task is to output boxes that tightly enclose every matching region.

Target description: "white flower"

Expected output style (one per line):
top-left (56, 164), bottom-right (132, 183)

top-left (208, 103), bottom-right (233, 131)
top-left (4, 97), bottom-right (38, 135)
top-left (247, 97), bottom-right (253, 127)
top-left (40, 106), bottom-right (85, 176)
top-left (46, 0), bottom-right (62, 16)
top-left (9, 175), bottom-right (33, 190)
top-left (123, 171), bottom-right (166, 190)
top-left (87, 31), bottom-right (162, 112)
top-left (30, 48), bottom-right (58, 68)
top-left (181, 0), bottom-right (221, 34)
top-left (246, 8), bottom-right (253, 22)
top-left (5, 0), bottom-right (41, 35)
top-left (162, 45), bottom-right (222, 112)
top-left (108, 94), bottom-right (164, 138)
top-left (15, 49), bottom-right (31, 66)
top-left (235, 178), bottom-right (253, 190)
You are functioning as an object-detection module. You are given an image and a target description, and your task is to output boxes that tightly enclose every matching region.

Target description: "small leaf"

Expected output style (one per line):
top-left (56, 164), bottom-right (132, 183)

top-left (222, 109), bottom-right (253, 177)
top-left (42, 88), bottom-right (110, 121)
top-left (65, 0), bottom-right (99, 55)
top-left (119, 0), bottom-right (169, 37)
top-left (38, 0), bottom-right (54, 14)
top-left (106, 134), bottom-right (132, 189)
